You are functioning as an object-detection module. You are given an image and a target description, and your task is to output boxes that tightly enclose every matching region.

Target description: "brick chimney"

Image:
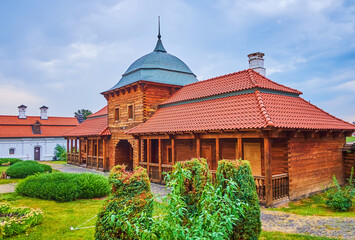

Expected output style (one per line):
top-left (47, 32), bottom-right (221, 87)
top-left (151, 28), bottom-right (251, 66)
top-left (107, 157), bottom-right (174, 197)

top-left (18, 105), bottom-right (27, 119)
top-left (248, 52), bottom-right (266, 76)
top-left (40, 106), bottom-right (48, 120)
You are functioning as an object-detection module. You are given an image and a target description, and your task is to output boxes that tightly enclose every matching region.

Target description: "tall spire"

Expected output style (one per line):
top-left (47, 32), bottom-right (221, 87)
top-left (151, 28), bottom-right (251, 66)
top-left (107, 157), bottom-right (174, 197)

top-left (154, 16), bottom-right (167, 53)
top-left (158, 16), bottom-right (161, 39)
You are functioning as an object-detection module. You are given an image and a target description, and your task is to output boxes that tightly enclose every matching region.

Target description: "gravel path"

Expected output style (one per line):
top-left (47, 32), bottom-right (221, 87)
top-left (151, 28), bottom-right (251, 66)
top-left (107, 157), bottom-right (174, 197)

top-left (261, 210), bottom-right (355, 239)
top-left (0, 183), bottom-right (17, 193)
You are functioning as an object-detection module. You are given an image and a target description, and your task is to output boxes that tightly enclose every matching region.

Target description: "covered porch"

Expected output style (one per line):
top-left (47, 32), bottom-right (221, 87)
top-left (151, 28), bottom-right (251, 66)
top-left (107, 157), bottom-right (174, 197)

top-left (136, 131), bottom-right (289, 206)
top-left (66, 137), bottom-right (110, 171)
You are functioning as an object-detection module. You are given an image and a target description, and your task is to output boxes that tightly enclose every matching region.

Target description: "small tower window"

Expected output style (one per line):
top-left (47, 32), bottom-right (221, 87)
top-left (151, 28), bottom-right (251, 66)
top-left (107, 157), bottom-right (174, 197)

top-left (9, 148), bottom-right (15, 155)
top-left (128, 104), bottom-right (134, 119)
top-left (114, 107), bottom-right (120, 121)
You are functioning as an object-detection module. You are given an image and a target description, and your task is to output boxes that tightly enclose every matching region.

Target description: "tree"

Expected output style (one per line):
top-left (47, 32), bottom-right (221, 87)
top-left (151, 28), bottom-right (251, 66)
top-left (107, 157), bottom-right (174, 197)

top-left (74, 109), bottom-right (92, 120)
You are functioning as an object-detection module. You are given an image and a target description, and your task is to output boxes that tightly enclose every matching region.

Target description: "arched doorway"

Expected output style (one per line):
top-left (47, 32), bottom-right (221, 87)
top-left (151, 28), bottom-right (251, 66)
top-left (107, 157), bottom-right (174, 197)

top-left (115, 140), bottom-right (133, 171)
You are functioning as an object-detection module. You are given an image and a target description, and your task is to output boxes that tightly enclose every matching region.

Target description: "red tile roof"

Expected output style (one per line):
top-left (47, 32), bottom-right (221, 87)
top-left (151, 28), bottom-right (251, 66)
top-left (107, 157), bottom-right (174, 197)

top-left (161, 69), bottom-right (302, 105)
top-left (127, 91), bottom-right (355, 134)
top-left (87, 106), bottom-right (108, 118)
top-left (63, 116), bottom-right (108, 137)
top-left (0, 116), bottom-right (78, 138)
top-left (63, 106), bottom-right (109, 137)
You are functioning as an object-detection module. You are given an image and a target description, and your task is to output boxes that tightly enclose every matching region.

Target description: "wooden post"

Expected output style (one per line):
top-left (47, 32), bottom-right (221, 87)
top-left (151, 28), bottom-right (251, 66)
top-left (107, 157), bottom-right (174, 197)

top-left (85, 139), bottom-right (89, 168)
top-left (96, 138), bottom-right (99, 169)
top-left (79, 139), bottom-right (82, 164)
top-left (216, 138), bottom-right (220, 169)
top-left (147, 139), bottom-right (151, 178)
top-left (137, 139), bottom-right (141, 165)
top-left (91, 139), bottom-right (94, 168)
top-left (237, 137), bottom-right (243, 159)
top-left (70, 139), bottom-right (73, 153)
top-left (103, 139), bottom-right (106, 171)
top-left (264, 137), bottom-right (273, 206)
top-left (74, 139), bottom-right (78, 164)
top-left (196, 138), bottom-right (201, 158)
top-left (158, 139), bottom-right (162, 182)
top-left (66, 139), bottom-right (70, 163)
top-left (171, 138), bottom-right (175, 165)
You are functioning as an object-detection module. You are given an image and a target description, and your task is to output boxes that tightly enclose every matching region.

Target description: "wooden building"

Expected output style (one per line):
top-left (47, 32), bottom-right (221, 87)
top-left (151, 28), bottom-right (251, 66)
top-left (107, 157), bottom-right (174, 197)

top-left (65, 33), bottom-right (355, 205)
top-left (64, 106), bottom-right (110, 170)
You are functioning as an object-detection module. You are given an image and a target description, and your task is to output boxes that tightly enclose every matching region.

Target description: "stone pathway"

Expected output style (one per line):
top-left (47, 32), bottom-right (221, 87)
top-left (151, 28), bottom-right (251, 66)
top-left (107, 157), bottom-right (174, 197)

top-left (1, 163), bottom-right (354, 239)
top-left (261, 210), bottom-right (355, 240)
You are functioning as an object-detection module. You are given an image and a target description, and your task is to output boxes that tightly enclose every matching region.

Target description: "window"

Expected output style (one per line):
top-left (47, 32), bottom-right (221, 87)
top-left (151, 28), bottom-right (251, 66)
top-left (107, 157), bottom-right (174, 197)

top-left (32, 121), bottom-right (41, 134)
top-left (128, 104), bottom-right (134, 119)
top-left (9, 148), bottom-right (15, 155)
top-left (114, 107), bottom-right (120, 121)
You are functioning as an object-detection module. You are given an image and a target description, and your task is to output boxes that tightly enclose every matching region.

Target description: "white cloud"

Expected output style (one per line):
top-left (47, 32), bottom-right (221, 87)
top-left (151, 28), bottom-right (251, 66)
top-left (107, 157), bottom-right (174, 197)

top-left (335, 80), bottom-right (355, 92)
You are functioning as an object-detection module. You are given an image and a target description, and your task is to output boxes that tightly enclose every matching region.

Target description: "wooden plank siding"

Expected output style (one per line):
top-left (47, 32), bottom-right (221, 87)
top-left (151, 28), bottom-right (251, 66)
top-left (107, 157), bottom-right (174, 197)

top-left (343, 151), bottom-right (355, 180)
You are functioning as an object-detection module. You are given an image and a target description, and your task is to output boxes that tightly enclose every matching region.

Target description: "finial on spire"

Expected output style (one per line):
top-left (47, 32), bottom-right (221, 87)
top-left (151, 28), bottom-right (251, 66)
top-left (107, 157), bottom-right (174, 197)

top-left (158, 16), bottom-right (161, 39)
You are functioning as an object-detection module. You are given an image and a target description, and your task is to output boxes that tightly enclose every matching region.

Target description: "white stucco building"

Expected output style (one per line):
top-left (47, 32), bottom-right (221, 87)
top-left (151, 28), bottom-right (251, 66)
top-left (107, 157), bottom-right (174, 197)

top-left (0, 105), bottom-right (79, 160)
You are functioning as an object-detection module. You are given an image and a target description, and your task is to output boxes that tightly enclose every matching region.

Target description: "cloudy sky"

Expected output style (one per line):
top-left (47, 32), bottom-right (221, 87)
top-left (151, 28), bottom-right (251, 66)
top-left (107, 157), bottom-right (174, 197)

top-left (0, 0), bottom-right (354, 122)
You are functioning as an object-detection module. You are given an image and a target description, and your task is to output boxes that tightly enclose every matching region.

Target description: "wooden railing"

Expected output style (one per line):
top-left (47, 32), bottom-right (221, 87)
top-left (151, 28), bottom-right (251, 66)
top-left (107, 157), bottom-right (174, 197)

top-left (253, 173), bottom-right (289, 202)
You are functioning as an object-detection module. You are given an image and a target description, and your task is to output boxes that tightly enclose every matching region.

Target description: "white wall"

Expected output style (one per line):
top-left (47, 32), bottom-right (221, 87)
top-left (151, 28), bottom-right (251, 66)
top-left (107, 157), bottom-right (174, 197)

top-left (0, 137), bottom-right (67, 161)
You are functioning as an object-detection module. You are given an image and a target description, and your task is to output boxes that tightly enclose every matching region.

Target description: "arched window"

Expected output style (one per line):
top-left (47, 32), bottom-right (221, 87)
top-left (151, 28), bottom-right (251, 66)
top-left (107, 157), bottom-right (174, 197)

top-left (9, 148), bottom-right (15, 155)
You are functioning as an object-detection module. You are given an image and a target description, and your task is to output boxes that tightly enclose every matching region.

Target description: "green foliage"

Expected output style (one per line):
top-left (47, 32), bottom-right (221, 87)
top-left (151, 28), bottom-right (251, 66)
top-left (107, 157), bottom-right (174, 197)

top-left (95, 165), bottom-right (154, 240)
top-left (16, 172), bottom-right (110, 202)
top-left (6, 161), bottom-right (44, 178)
top-left (0, 158), bottom-right (22, 166)
top-left (216, 160), bottom-right (261, 240)
top-left (95, 159), bottom-right (261, 240)
top-left (6, 161), bottom-right (52, 178)
top-left (0, 203), bottom-right (43, 238)
top-left (326, 167), bottom-right (355, 212)
top-left (54, 144), bottom-right (67, 161)
top-left (74, 109), bottom-right (92, 120)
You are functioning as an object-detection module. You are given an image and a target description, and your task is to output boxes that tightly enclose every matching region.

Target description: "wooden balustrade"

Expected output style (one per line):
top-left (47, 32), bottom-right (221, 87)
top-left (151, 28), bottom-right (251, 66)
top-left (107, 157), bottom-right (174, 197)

top-left (254, 173), bottom-right (289, 203)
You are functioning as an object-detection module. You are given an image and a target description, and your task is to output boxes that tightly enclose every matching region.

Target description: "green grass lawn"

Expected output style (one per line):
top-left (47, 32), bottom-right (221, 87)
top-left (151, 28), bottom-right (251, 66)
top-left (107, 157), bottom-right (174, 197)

top-left (346, 136), bottom-right (355, 142)
top-left (0, 192), bottom-right (346, 240)
top-left (40, 160), bottom-right (67, 165)
top-left (270, 192), bottom-right (355, 217)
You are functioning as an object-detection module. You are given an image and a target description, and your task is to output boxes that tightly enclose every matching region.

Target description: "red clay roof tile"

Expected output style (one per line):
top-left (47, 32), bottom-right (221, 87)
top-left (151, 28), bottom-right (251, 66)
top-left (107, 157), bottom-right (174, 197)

top-left (87, 106), bottom-right (108, 118)
top-left (63, 116), bottom-right (108, 137)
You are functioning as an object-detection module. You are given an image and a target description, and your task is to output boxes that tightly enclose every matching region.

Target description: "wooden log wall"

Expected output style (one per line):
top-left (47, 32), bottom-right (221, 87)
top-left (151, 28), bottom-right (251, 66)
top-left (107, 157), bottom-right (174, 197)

top-left (343, 150), bottom-right (355, 180)
top-left (288, 136), bottom-right (345, 200)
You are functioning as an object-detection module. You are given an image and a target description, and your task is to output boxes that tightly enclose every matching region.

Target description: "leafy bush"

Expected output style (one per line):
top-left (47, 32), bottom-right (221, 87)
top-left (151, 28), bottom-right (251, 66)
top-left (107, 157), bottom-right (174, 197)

top-left (326, 167), bottom-right (354, 212)
top-left (216, 160), bottom-right (261, 240)
top-left (6, 161), bottom-right (44, 178)
top-left (0, 158), bottom-right (22, 166)
top-left (40, 163), bottom-right (52, 173)
top-left (16, 172), bottom-right (110, 202)
top-left (95, 159), bottom-right (261, 240)
top-left (0, 203), bottom-right (43, 238)
top-left (95, 165), bottom-right (153, 240)
top-left (54, 144), bottom-right (67, 161)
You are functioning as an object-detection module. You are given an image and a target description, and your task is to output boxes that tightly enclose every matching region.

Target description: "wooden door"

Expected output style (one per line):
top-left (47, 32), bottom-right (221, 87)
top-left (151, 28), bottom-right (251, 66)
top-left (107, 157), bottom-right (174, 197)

top-left (243, 142), bottom-right (261, 175)
top-left (34, 147), bottom-right (40, 160)
top-left (201, 145), bottom-right (212, 169)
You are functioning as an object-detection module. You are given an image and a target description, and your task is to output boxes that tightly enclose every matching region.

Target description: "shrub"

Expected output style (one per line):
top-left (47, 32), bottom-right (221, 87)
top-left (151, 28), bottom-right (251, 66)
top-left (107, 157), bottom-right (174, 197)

top-left (6, 161), bottom-right (44, 178)
top-left (16, 172), bottom-right (110, 202)
top-left (216, 160), bottom-right (261, 240)
top-left (54, 144), bottom-right (67, 161)
top-left (0, 158), bottom-right (22, 166)
top-left (0, 203), bottom-right (43, 238)
top-left (326, 168), bottom-right (354, 212)
top-left (95, 165), bottom-right (154, 240)
top-left (39, 163), bottom-right (52, 173)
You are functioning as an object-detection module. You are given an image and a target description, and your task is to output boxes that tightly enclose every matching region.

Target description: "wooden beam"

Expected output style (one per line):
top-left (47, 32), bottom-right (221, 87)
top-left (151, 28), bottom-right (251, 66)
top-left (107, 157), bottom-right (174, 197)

top-left (237, 137), bottom-right (243, 159)
top-left (216, 138), bottom-right (220, 167)
top-left (70, 139), bottom-right (73, 153)
top-left (79, 139), bottom-right (82, 164)
top-left (171, 138), bottom-right (175, 165)
top-left (91, 139), bottom-right (94, 168)
top-left (85, 139), bottom-right (89, 168)
top-left (103, 139), bottom-right (106, 171)
top-left (66, 139), bottom-right (70, 163)
top-left (158, 139), bottom-right (162, 182)
top-left (96, 138), bottom-right (99, 169)
top-left (147, 139), bottom-right (151, 178)
top-left (264, 137), bottom-right (273, 206)
top-left (196, 138), bottom-right (201, 158)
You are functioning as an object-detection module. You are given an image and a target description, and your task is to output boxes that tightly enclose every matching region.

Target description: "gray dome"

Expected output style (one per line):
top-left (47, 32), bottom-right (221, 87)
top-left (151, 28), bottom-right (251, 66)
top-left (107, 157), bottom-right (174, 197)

top-left (106, 38), bottom-right (198, 92)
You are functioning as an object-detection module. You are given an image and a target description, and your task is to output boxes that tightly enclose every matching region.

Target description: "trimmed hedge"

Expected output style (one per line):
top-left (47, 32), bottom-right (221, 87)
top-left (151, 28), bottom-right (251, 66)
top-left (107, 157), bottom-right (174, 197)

top-left (0, 158), bottom-right (22, 166)
top-left (0, 203), bottom-right (43, 238)
top-left (16, 172), bottom-right (110, 202)
top-left (6, 161), bottom-right (44, 178)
